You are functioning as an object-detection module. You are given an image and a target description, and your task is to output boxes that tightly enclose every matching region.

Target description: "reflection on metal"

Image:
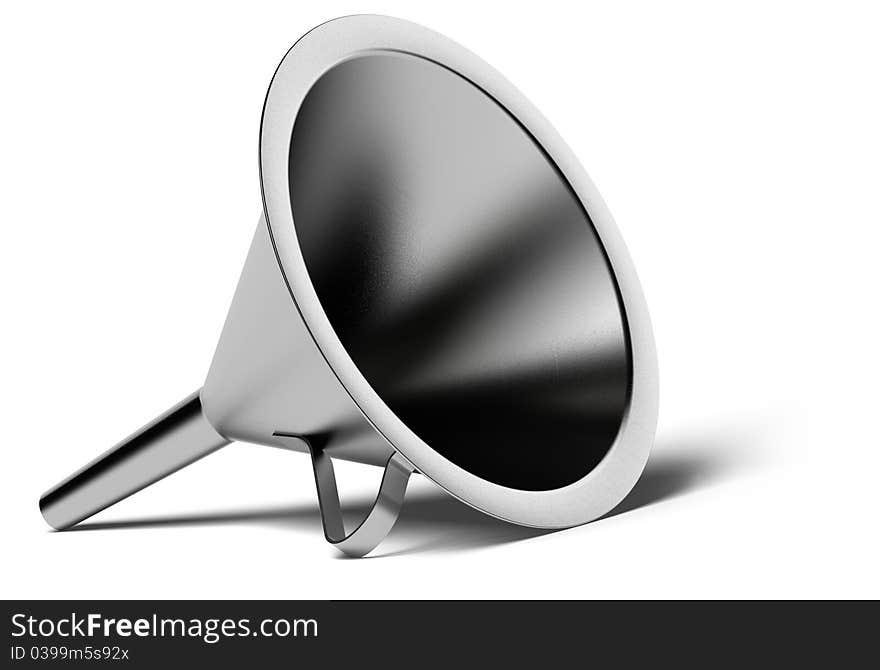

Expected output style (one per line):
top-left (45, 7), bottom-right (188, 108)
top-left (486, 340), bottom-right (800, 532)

top-left (292, 435), bottom-right (414, 558)
top-left (39, 392), bottom-right (228, 530)
top-left (288, 53), bottom-right (631, 491)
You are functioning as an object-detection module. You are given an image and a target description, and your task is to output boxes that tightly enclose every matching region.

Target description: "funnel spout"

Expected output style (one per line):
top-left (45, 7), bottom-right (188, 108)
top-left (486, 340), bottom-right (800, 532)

top-left (39, 391), bottom-right (229, 530)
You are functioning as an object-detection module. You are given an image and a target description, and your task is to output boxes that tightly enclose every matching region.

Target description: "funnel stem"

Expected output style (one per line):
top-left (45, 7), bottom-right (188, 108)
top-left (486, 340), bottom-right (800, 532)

top-left (39, 390), bottom-right (229, 530)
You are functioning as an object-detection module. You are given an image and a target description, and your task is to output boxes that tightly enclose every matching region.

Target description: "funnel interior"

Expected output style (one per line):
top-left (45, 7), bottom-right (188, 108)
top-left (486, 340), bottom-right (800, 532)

top-left (288, 53), bottom-right (631, 490)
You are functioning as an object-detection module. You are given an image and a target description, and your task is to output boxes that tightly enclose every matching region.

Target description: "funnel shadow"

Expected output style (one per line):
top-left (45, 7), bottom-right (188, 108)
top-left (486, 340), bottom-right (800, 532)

top-left (604, 447), bottom-right (737, 520)
top-left (65, 488), bottom-right (552, 556)
top-left (66, 428), bottom-right (761, 554)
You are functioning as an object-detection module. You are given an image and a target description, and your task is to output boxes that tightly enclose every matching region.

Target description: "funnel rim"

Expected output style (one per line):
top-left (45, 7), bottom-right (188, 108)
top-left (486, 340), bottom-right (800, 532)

top-left (259, 15), bottom-right (658, 528)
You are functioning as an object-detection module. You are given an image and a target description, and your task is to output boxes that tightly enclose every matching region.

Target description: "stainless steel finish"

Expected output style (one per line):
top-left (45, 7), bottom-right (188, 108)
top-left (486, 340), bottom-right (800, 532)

top-left (295, 436), bottom-right (413, 557)
top-left (39, 392), bottom-right (228, 530)
top-left (287, 53), bottom-right (629, 492)
top-left (260, 16), bottom-right (659, 529)
top-left (201, 217), bottom-right (396, 467)
top-left (38, 15), bottom-right (659, 555)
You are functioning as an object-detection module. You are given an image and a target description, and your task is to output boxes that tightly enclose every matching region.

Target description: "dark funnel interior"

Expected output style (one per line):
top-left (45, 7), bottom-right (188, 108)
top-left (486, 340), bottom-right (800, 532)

top-left (288, 53), bottom-right (631, 490)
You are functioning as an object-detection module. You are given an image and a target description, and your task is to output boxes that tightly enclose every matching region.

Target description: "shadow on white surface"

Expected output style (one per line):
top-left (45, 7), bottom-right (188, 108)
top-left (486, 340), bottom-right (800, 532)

top-left (64, 423), bottom-right (767, 556)
top-left (604, 445), bottom-right (739, 520)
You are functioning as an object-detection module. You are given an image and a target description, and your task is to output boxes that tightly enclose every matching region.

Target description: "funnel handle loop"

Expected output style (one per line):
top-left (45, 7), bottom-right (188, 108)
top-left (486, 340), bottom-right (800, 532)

top-left (308, 447), bottom-right (413, 558)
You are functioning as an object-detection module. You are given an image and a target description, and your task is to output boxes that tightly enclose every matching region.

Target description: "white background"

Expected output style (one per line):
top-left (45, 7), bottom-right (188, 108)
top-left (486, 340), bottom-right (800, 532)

top-left (2, 1), bottom-right (879, 599)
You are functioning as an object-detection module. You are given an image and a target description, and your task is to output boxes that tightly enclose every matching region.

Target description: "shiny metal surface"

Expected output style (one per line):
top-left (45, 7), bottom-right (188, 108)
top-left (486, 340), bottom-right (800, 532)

top-left (294, 437), bottom-right (413, 558)
top-left (201, 217), bottom-right (397, 468)
top-left (261, 16), bottom-right (658, 529)
top-left (39, 392), bottom-right (228, 530)
top-left (38, 15), bottom-right (658, 555)
top-left (289, 53), bottom-right (630, 491)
